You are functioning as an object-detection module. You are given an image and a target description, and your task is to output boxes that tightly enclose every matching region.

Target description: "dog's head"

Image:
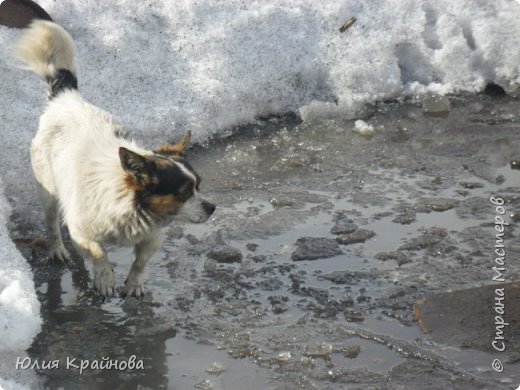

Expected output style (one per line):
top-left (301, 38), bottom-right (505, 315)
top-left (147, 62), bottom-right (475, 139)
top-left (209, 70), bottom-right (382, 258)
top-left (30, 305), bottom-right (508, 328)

top-left (119, 131), bottom-right (215, 224)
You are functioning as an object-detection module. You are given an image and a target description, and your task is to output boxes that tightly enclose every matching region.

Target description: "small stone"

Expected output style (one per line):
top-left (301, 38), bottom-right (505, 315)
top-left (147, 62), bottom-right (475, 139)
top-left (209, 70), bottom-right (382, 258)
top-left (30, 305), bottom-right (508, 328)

top-left (194, 379), bottom-right (213, 390)
top-left (375, 251), bottom-right (411, 266)
top-left (246, 243), bottom-right (259, 251)
top-left (459, 181), bottom-right (484, 189)
top-left (303, 343), bottom-right (333, 359)
top-left (342, 345), bottom-right (361, 359)
top-left (511, 160), bottom-right (520, 170)
top-left (336, 229), bottom-right (375, 245)
top-left (272, 303), bottom-right (289, 314)
top-left (398, 228), bottom-right (447, 251)
top-left (392, 211), bottom-right (416, 225)
top-left (331, 217), bottom-right (358, 235)
top-left (206, 245), bottom-right (243, 263)
top-left (206, 362), bottom-right (225, 376)
top-left (344, 309), bottom-right (365, 323)
top-left (416, 198), bottom-right (459, 213)
top-left (291, 237), bottom-right (343, 261)
top-left (270, 197), bottom-right (295, 207)
top-left (268, 295), bottom-right (289, 304)
top-left (372, 211), bottom-right (393, 220)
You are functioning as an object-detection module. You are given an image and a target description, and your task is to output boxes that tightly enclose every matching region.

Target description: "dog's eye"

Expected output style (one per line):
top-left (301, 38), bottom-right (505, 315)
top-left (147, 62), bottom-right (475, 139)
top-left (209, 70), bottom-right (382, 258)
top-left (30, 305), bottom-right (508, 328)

top-left (180, 189), bottom-right (193, 201)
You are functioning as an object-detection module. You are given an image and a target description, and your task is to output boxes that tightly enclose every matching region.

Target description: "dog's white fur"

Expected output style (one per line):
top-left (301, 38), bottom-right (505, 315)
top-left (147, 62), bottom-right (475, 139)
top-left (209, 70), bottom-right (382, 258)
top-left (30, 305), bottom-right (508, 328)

top-left (14, 21), bottom-right (212, 298)
top-left (13, 21), bottom-right (76, 81)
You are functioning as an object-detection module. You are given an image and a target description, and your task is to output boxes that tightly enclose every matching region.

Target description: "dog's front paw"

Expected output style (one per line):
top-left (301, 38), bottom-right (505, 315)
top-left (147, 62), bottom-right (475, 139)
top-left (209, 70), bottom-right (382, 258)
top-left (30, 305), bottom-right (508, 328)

top-left (93, 261), bottom-right (115, 298)
top-left (121, 272), bottom-right (145, 299)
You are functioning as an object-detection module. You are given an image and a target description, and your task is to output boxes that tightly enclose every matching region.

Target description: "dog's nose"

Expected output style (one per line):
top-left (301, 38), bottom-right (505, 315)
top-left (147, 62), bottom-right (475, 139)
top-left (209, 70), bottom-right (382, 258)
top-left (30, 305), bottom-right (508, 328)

top-left (202, 201), bottom-right (216, 216)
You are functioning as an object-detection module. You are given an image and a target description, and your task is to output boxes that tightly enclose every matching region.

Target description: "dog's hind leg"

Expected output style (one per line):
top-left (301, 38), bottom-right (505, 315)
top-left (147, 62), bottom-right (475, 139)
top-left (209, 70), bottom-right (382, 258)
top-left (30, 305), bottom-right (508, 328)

top-left (31, 145), bottom-right (70, 262)
top-left (35, 182), bottom-right (70, 262)
top-left (122, 233), bottom-right (164, 298)
top-left (68, 229), bottom-right (114, 298)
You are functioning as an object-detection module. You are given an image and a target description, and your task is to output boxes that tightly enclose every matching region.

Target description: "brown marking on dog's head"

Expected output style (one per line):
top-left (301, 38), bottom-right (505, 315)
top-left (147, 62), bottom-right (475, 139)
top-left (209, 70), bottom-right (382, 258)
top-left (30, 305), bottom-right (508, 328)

top-left (124, 174), bottom-right (145, 191)
top-left (155, 130), bottom-right (192, 158)
top-left (145, 194), bottom-right (186, 215)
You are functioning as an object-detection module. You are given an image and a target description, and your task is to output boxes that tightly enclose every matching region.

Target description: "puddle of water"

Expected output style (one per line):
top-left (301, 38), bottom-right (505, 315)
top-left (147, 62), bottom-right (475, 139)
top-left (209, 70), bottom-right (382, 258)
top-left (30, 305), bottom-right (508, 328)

top-left (32, 162), bottom-right (518, 389)
top-left (166, 336), bottom-right (271, 390)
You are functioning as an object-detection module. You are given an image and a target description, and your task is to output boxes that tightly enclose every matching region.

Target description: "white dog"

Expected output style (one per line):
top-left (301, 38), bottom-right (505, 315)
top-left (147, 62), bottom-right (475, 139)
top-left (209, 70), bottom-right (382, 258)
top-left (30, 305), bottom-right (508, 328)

top-left (13, 21), bottom-right (215, 298)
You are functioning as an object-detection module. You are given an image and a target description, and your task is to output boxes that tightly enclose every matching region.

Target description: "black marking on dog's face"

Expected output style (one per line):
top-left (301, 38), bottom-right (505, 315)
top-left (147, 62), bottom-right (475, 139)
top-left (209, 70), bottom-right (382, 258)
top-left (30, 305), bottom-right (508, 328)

top-left (150, 158), bottom-right (195, 197)
top-left (121, 151), bottom-right (197, 215)
top-left (175, 158), bottom-right (201, 189)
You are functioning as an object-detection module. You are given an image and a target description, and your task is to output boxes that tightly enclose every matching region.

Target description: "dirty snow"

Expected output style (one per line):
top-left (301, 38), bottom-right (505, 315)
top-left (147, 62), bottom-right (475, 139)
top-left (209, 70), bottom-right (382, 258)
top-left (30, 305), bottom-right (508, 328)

top-left (0, 181), bottom-right (41, 389)
top-left (2, 0), bottom-right (520, 144)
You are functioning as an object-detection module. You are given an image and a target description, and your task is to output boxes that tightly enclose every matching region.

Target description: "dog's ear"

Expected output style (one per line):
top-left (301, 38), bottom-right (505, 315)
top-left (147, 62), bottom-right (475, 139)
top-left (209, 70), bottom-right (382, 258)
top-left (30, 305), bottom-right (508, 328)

top-left (119, 147), bottom-right (154, 185)
top-left (155, 130), bottom-right (192, 157)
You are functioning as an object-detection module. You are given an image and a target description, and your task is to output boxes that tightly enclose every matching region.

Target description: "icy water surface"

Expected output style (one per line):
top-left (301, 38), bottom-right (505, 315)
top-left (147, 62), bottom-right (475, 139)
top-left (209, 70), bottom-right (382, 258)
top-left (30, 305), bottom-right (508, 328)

top-left (12, 94), bottom-right (520, 389)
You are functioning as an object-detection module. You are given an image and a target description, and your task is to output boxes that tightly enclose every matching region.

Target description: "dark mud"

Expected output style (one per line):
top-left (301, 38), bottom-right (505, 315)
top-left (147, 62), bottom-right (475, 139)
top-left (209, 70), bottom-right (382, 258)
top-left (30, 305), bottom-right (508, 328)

top-left (10, 93), bottom-right (520, 389)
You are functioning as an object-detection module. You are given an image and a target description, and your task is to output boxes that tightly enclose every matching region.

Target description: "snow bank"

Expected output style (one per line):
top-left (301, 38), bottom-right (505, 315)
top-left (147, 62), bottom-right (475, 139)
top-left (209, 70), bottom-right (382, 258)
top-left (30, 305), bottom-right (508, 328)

top-left (0, 180), bottom-right (41, 389)
top-left (2, 0), bottom-right (520, 145)
top-left (0, 189), bottom-right (40, 333)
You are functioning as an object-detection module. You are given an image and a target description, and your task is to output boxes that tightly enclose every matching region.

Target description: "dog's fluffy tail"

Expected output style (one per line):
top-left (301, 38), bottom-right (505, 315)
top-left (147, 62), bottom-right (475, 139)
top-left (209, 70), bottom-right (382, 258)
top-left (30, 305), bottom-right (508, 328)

top-left (13, 20), bottom-right (78, 98)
